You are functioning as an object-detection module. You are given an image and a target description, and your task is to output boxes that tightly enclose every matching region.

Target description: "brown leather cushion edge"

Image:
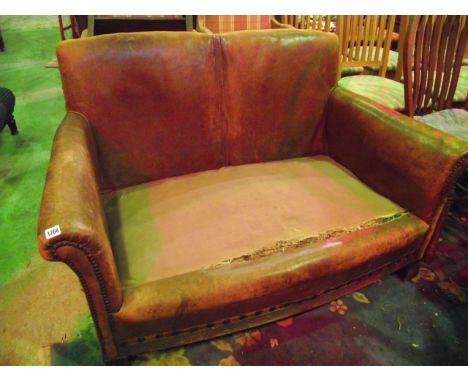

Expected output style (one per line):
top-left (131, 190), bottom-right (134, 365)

top-left (112, 212), bottom-right (428, 341)
top-left (116, 248), bottom-right (416, 355)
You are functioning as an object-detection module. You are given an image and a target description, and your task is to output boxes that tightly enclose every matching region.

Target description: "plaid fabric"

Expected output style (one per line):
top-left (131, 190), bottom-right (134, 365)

top-left (338, 75), bottom-right (405, 111)
top-left (202, 15), bottom-right (272, 33)
top-left (365, 50), bottom-right (400, 73)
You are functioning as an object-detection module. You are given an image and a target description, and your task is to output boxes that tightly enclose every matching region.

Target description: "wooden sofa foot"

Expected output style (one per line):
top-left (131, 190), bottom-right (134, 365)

top-left (105, 357), bottom-right (130, 366)
top-left (397, 261), bottom-right (420, 281)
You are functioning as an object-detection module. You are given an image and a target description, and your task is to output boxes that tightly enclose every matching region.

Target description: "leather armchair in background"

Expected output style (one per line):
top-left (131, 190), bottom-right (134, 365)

top-left (37, 30), bottom-right (468, 363)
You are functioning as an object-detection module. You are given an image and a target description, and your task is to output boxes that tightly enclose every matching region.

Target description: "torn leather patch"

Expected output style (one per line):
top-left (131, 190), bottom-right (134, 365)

top-left (206, 210), bottom-right (409, 268)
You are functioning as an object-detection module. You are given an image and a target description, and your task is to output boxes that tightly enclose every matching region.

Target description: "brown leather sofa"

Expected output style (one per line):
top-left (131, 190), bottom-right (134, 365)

top-left (37, 29), bottom-right (468, 364)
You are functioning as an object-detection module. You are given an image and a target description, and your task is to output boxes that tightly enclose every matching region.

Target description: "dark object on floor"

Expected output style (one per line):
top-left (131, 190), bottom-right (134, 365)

top-left (0, 27), bottom-right (4, 51)
top-left (451, 167), bottom-right (468, 289)
top-left (455, 168), bottom-right (468, 201)
top-left (0, 87), bottom-right (19, 135)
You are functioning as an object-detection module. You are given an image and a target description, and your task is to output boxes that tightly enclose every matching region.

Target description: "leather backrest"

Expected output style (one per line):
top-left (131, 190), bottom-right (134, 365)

top-left (57, 32), bottom-right (223, 190)
top-left (220, 30), bottom-right (339, 165)
top-left (57, 30), bottom-right (339, 189)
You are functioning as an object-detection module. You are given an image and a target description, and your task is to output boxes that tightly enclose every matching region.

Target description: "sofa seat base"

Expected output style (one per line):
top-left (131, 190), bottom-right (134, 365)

top-left (115, 250), bottom-right (418, 358)
top-left (104, 156), bottom-right (418, 287)
top-left (103, 155), bottom-right (429, 350)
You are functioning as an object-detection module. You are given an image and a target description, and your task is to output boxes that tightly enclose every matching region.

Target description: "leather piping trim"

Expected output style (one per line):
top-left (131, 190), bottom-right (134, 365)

top-left (117, 249), bottom-right (417, 347)
top-left (205, 210), bottom-right (409, 268)
top-left (436, 153), bottom-right (468, 215)
top-left (45, 240), bottom-right (118, 360)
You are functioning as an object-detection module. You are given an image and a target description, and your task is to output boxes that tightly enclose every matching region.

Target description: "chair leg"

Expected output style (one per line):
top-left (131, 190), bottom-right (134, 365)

top-left (0, 29), bottom-right (4, 51)
top-left (105, 356), bottom-right (130, 366)
top-left (7, 115), bottom-right (18, 135)
top-left (397, 261), bottom-right (420, 281)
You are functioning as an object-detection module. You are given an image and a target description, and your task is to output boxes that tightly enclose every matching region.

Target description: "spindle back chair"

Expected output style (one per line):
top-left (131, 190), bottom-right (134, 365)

top-left (336, 15), bottom-right (396, 78)
top-left (403, 15), bottom-right (468, 116)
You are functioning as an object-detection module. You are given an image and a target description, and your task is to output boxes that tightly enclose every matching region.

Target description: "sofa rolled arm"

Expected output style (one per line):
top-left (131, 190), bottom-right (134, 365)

top-left (326, 87), bottom-right (468, 225)
top-left (37, 112), bottom-right (122, 314)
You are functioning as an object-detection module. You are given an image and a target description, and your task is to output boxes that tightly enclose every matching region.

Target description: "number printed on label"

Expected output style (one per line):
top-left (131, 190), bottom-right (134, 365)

top-left (45, 225), bottom-right (61, 240)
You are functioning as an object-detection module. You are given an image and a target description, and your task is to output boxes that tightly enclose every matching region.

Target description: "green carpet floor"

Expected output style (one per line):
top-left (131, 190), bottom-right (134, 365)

top-left (0, 16), bottom-right (467, 366)
top-left (0, 16), bottom-right (101, 365)
top-left (0, 17), bottom-right (63, 286)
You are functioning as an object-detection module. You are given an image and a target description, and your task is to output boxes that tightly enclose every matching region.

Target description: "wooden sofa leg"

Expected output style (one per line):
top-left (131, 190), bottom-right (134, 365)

top-left (397, 261), bottom-right (420, 281)
top-left (105, 356), bottom-right (130, 366)
top-left (7, 115), bottom-right (18, 135)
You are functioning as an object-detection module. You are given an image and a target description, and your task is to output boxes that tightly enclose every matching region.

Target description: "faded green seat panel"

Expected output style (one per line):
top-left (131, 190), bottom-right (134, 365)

top-left (338, 67), bottom-right (468, 111)
top-left (409, 66), bottom-right (467, 104)
top-left (337, 75), bottom-right (405, 111)
top-left (339, 49), bottom-right (398, 77)
top-left (365, 50), bottom-right (399, 73)
top-left (103, 155), bottom-right (420, 289)
top-left (341, 66), bottom-right (364, 77)
top-left (409, 67), bottom-right (468, 105)
top-left (454, 66), bottom-right (468, 104)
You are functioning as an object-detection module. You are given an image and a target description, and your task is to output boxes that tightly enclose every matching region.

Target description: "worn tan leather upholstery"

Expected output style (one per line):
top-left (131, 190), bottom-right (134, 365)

top-left (105, 156), bottom-right (417, 287)
top-left (106, 156), bottom-right (428, 343)
top-left (38, 30), bottom-right (468, 363)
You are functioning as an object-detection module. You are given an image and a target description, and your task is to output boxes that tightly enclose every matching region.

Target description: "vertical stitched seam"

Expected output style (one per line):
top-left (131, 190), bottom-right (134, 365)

top-left (212, 35), bottom-right (222, 166)
top-left (214, 34), bottom-right (229, 166)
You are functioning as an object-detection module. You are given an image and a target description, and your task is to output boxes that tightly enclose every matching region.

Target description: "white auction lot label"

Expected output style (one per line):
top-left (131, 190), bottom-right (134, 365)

top-left (45, 225), bottom-right (61, 240)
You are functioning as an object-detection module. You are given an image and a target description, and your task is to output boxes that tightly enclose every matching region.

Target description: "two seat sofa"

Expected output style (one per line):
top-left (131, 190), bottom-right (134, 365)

top-left (37, 30), bottom-right (468, 363)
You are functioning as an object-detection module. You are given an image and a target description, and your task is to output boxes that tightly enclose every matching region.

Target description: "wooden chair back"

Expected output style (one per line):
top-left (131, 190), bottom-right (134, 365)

top-left (281, 15), bottom-right (333, 32)
top-left (198, 15), bottom-right (273, 33)
top-left (336, 15), bottom-right (396, 78)
top-left (403, 15), bottom-right (468, 116)
top-left (394, 16), bottom-right (411, 81)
